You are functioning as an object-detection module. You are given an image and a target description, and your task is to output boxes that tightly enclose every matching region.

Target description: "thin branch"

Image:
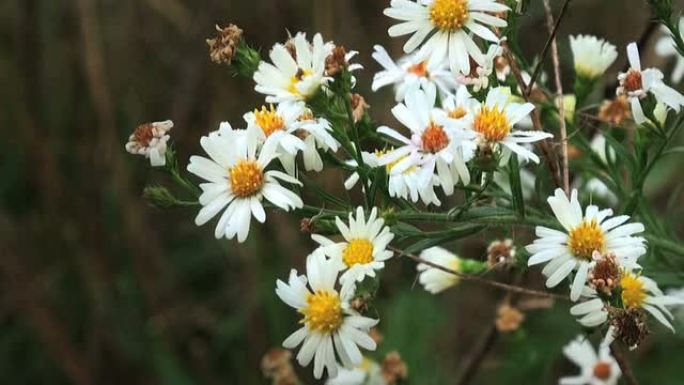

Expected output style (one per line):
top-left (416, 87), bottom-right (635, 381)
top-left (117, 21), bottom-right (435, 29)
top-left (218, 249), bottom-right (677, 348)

top-left (610, 343), bottom-right (639, 385)
top-left (543, 0), bottom-right (570, 195)
top-left (526, 0), bottom-right (572, 97)
top-left (390, 246), bottom-right (569, 301)
top-left (454, 325), bottom-right (499, 385)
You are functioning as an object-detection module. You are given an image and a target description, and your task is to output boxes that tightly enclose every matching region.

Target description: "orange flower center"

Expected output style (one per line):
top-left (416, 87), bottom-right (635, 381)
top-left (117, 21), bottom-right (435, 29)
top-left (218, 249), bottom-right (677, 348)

top-left (421, 122), bottom-right (450, 153)
top-left (622, 69), bottom-right (642, 92)
top-left (407, 61), bottom-right (429, 77)
top-left (593, 362), bottom-right (612, 380)
top-left (229, 160), bottom-right (264, 198)
top-left (448, 107), bottom-right (467, 119)
top-left (133, 123), bottom-right (155, 145)
top-left (254, 105), bottom-right (285, 136)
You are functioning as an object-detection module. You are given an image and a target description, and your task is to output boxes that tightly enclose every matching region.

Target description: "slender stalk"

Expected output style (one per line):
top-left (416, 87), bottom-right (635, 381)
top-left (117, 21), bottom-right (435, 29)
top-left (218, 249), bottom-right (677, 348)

top-left (543, 0), bottom-right (570, 195)
top-left (454, 325), bottom-right (499, 385)
top-left (610, 343), bottom-right (639, 385)
top-left (526, 0), bottom-right (572, 97)
top-left (390, 246), bottom-right (569, 301)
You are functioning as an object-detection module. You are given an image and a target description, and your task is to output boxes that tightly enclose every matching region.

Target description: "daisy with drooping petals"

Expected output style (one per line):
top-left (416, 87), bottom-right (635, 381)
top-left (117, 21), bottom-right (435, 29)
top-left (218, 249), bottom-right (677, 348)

top-left (125, 120), bottom-right (173, 167)
top-left (526, 188), bottom-right (646, 301)
top-left (297, 110), bottom-right (340, 172)
top-left (383, 0), bottom-right (509, 75)
top-left (617, 42), bottom-right (684, 124)
top-left (569, 35), bottom-right (618, 80)
top-left (417, 246), bottom-right (463, 294)
top-left (276, 251), bottom-right (378, 379)
top-left (254, 32), bottom-right (333, 103)
top-left (456, 44), bottom-right (502, 92)
top-left (655, 17), bottom-right (684, 83)
top-left (312, 207), bottom-right (395, 298)
top-left (371, 45), bottom-right (458, 101)
top-left (187, 128), bottom-right (303, 242)
top-left (244, 102), bottom-right (307, 175)
top-left (559, 331), bottom-right (621, 385)
top-left (377, 87), bottom-right (475, 195)
top-left (463, 86), bottom-right (552, 164)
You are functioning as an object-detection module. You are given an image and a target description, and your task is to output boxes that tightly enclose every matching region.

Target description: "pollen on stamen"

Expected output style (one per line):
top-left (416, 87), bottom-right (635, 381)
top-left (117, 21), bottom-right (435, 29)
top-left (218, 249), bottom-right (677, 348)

top-left (343, 239), bottom-right (374, 267)
top-left (567, 219), bottom-right (606, 261)
top-left (133, 123), bottom-right (155, 146)
top-left (448, 107), bottom-right (467, 119)
top-left (620, 273), bottom-right (647, 309)
top-left (622, 69), bottom-right (643, 92)
top-left (421, 122), bottom-right (450, 153)
top-left (593, 362), bottom-right (612, 381)
top-left (473, 106), bottom-right (511, 142)
top-left (429, 0), bottom-right (469, 32)
top-left (300, 290), bottom-right (343, 333)
top-left (229, 159), bottom-right (265, 198)
top-left (254, 105), bottom-right (285, 136)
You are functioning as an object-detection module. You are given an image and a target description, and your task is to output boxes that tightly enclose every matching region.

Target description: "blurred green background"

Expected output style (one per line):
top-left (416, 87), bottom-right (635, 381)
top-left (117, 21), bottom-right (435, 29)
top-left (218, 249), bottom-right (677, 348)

top-left (1, 0), bottom-right (684, 384)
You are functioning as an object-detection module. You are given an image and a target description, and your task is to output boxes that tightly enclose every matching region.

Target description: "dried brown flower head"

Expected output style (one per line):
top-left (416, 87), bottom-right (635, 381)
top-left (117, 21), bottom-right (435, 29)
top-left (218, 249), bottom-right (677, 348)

top-left (206, 24), bottom-right (243, 64)
top-left (486, 239), bottom-right (516, 268)
top-left (351, 93), bottom-right (370, 123)
top-left (609, 307), bottom-right (649, 349)
top-left (599, 96), bottom-right (631, 126)
top-left (299, 218), bottom-right (314, 234)
top-left (589, 251), bottom-right (621, 295)
top-left (382, 351), bottom-right (408, 385)
top-left (369, 328), bottom-right (384, 346)
top-left (325, 45), bottom-right (348, 77)
top-left (495, 304), bottom-right (525, 333)
top-left (261, 348), bottom-right (299, 385)
top-left (566, 144), bottom-right (582, 161)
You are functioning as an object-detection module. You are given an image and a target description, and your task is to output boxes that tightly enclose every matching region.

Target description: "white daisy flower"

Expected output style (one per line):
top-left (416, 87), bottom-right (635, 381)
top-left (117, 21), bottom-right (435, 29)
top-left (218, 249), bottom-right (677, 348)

top-left (187, 127), bottom-right (303, 242)
top-left (383, 0), bottom-right (509, 75)
top-left (655, 18), bottom-right (684, 83)
top-left (344, 150), bottom-right (442, 206)
top-left (371, 45), bottom-right (458, 101)
top-left (244, 102), bottom-right (307, 175)
top-left (312, 207), bottom-right (395, 298)
top-left (254, 32), bottom-right (333, 103)
top-left (417, 246), bottom-right (462, 294)
top-left (377, 87), bottom-right (475, 196)
top-left (617, 42), bottom-right (684, 124)
top-left (618, 272), bottom-right (684, 331)
top-left (463, 86), bottom-right (552, 163)
top-left (526, 188), bottom-right (646, 301)
top-left (569, 35), bottom-right (618, 80)
top-left (276, 250), bottom-right (378, 379)
top-left (326, 358), bottom-right (385, 385)
top-left (125, 120), bottom-right (173, 167)
top-left (559, 331), bottom-right (621, 385)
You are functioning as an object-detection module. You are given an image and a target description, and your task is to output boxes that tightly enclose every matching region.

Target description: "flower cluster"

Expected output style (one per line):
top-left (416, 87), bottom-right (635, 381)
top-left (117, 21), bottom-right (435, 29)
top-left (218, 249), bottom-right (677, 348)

top-left (125, 1), bottom-right (684, 383)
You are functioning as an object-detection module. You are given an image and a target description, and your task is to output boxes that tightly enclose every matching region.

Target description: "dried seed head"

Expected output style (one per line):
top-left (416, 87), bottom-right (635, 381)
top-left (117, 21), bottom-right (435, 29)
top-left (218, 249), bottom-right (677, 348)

top-left (495, 304), bottom-right (525, 333)
top-left (609, 307), bottom-right (649, 350)
top-left (369, 328), bottom-right (384, 346)
top-left (325, 45), bottom-right (348, 77)
top-left (382, 351), bottom-right (408, 385)
top-left (206, 24), bottom-right (243, 64)
top-left (351, 93), bottom-right (370, 123)
top-left (261, 348), bottom-right (299, 385)
top-left (486, 239), bottom-right (516, 268)
top-left (599, 96), bottom-right (631, 126)
top-left (589, 251), bottom-right (621, 295)
top-left (299, 218), bottom-right (314, 234)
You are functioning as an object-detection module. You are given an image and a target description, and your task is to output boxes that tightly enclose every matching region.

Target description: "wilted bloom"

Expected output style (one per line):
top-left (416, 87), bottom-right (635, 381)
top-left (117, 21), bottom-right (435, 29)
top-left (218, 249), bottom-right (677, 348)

top-left (254, 32), bottom-right (333, 103)
top-left (610, 308), bottom-right (649, 349)
top-left (569, 35), bottom-right (618, 80)
top-left (486, 238), bottom-right (516, 268)
top-left (588, 251), bottom-right (621, 295)
top-left (559, 331), bottom-right (621, 385)
top-left (655, 17), bottom-right (684, 83)
top-left (495, 304), bottom-right (525, 333)
top-left (125, 120), bottom-right (173, 167)
top-left (275, 251), bottom-right (378, 379)
top-left (383, 0), bottom-right (509, 75)
top-left (381, 351), bottom-right (408, 385)
top-left (618, 272), bottom-right (684, 331)
top-left (526, 188), bottom-right (646, 301)
top-left (187, 126), bottom-right (303, 242)
top-left (312, 207), bottom-right (395, 298)
top-left (617, 42), bottom-right (684, 124)
top-left (598, 96), bottom-right (631, 126)
top-left (371, 45), bottom-right (458, 101)
top-left (206, 24), bottom-right (243, 64)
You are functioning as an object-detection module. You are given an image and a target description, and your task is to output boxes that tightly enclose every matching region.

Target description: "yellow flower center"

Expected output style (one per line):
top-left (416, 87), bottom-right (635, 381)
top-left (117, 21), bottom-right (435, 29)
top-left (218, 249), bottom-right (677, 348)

top-left (448, 107), bottom-right (467, 119)
top-left (254, 105), bottom-right (285, 136)
top-left (567, 219), bottom-right (606, 261)
top-left (621, 273), bottom-right (646, 309)
top-left (342, 239), bottom-right (374, 267)
top-left (429, 0), bottom-right (469, 32)
top-left (407, 61), bottom-right (429, 77)
top-left (421, 122), bottom-right (450, 153)
top-left (288, 68), bottom-right (314, 95)
top-left (300, 290), bottom-right (343, 333)
top-left (473, 106), bottom-right (510, 142)
top-left (229, 160), bottom-right (264, 198)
